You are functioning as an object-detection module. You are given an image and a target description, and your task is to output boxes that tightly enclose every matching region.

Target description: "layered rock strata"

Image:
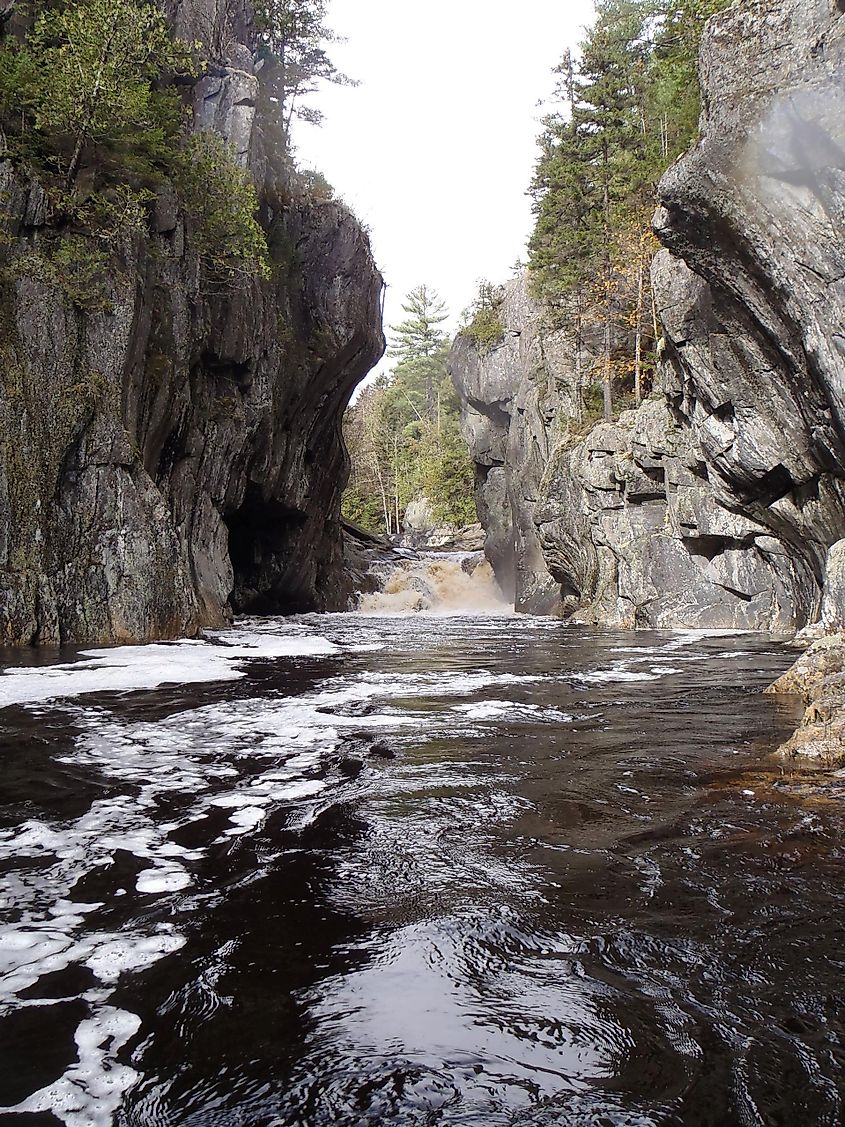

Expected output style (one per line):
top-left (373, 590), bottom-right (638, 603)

top-left (0, 1), bottom-right (384, 645)
top-left (451, 0), bottom-right (845, 632)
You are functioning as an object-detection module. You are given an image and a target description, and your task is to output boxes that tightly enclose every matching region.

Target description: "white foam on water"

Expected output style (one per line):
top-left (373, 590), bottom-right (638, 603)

top-left (0, 616), bottom-right (575, 1122)
top-left (84, 934), bottom-right (186, 983)
top-left (135, 867), bottom-right (192, 895)
top-left (3, 1006), bottom-right (142, 1126)
top-left (453, 700), bottom-right (572, 723)
top-left (0, 630), bottom-right (339, 709)
top-left (359, 555), bottom-right (513, 616)
top-left (581, 669), bottom-right (663, 684)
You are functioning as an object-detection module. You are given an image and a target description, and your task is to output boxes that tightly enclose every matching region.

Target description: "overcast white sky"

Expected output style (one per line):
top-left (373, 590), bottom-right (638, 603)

top-left (294, 0), bottom-right (595, 366)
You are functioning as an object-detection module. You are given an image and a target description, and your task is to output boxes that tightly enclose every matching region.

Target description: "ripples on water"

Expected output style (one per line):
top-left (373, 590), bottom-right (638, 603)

top-left (0, 607), bottom-right (842, 1125)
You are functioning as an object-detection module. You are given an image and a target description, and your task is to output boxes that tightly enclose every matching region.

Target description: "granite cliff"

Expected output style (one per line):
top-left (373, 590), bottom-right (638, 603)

top-left (451, 0), bottom-right (845, 634)
top-left (0, 0), bottom-right (384, 646)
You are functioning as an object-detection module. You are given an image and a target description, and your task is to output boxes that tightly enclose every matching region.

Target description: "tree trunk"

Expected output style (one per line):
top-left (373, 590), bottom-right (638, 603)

top-left (634, 252), bottom-right (644, 407)
top-left (66, 25), bottom-right (116, 186)
top-left (373, 455), bottom-right (390, 536)
top-left (574, 299), bottom-right (584, 423)
top-left (603, 314), bottom-right (613, 423)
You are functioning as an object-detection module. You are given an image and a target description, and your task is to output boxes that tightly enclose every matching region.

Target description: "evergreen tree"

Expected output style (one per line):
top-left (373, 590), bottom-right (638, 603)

top-left (528, 0), bottom-right (731, 421)
top-left (0, 1), bottom-right (271, 281)
top-left (343, 285), bottom-right (477, 536)
top-left (388, 284), bottom-right (450, 418)
top-left (254, 0), bottom-right (355, 136)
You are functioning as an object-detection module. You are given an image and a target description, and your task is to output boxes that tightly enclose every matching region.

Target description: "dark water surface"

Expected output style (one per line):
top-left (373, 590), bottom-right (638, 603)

top-left (0, 614), bottom-right (842, 1126)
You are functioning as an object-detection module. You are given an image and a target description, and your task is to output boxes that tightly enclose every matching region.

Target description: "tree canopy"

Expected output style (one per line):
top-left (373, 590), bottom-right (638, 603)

top-left (254, 0), bottom-right (355, 135)
top-left (0, 0), bottom-right (197, 186)
top-left (0, 0), bottom-right (270, 284)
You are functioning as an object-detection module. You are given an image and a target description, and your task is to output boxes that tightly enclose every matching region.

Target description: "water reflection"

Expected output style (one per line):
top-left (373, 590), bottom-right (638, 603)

top-left (1, 615), bottom-right (841, 1125)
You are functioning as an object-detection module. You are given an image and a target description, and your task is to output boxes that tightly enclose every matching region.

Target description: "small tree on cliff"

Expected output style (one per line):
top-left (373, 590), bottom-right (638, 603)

top-left (254, 0), bottom-right (355, 137)
top-left (0, 0), bottom-right (198, 186)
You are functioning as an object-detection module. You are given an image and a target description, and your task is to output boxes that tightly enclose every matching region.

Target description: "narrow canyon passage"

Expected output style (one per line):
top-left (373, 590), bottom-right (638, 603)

top-left (1, 597), bottom-right (843, 1124)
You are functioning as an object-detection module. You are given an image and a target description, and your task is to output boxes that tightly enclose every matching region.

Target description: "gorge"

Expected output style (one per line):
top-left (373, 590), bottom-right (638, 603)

top-left (0, 0), bottom-right (384, 647)
top-left (2, 0), bottom-right (845, 1123)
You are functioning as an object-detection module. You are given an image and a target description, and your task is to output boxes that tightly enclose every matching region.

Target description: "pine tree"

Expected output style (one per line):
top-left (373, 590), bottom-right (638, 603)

top-left (528, 0), bottom-right (731, 421)
top-left (388, 285), bottom-right (450, 419)
top-left (343, 286), bottom-right (477, 535)
top-left (254, 0), bottom-right (355, 137)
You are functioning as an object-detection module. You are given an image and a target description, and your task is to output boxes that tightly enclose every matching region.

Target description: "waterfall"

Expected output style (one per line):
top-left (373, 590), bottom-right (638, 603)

top-left (358, 552), bottom-right (511, 615)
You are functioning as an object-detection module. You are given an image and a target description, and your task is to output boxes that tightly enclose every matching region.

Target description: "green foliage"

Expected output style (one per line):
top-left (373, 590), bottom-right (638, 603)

top-left (343, 286), bottom-right (477, 536)
top-left (420, 421), bottom-right (477, 527)
top-left (294, 169), bottom-right (335, 202)
top-left (462, 281), bottom-right (504, 351)
top-left (49, 236), bottom-right (114, 311)
top-left (0, 0), bottom-right (198, 186)
top-left (389, 284), bottom-right (449, 360)
top-left (0, 1), bottom-right (271, 285)
top-left (528, 0), bottom-right (731, 418)
top-left (3, 237), bottom-right (116, 311)
top-left (176, 133), bottom-right (270, 282)
top-left (342, 484), bottom-right (389, 532)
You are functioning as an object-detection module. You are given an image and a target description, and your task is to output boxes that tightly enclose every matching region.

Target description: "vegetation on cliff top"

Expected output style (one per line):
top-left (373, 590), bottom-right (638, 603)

top-left (461, 282), bottom-right (506, 352)
top-left (0, 0), bottom-right (277, 286)
top-left (528, 0), bottom-right (731, 421)
top-left (343, 285), bottom-right (477, 537)
top-left (255, 0), bottom-right (356, 138)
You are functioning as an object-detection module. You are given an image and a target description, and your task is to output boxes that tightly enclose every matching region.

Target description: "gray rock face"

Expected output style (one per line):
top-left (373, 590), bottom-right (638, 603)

top-left (449, 276), bottom-right (579, 612)
top-left (0, 3), bottom-right (384, 646)
top-left (451, 0), bottom-right (845, 630)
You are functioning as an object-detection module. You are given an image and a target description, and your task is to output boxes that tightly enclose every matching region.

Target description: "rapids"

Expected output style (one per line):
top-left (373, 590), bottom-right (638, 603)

top-left (358, 552), bottom-right (508, 615)
top-left (0, 575), bottom-right (842, 1124)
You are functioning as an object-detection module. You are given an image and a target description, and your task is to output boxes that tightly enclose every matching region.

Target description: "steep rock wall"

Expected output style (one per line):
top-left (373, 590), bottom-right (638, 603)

top-left (0, 2), bottom-right (384, 645)
top-left (451, 0), bottom-right (845, 630)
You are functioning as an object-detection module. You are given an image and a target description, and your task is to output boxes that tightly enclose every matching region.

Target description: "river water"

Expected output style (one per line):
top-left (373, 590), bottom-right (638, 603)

top-left (2, 597), bottom-right (845, 1125)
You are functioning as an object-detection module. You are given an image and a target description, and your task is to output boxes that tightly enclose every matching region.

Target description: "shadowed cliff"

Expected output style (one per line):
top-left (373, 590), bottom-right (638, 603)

top-left (0, 0), bottom-right (385, 645)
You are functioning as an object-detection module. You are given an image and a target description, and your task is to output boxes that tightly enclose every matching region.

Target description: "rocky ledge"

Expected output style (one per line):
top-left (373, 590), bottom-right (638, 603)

top-left (0, 2), bottom-right (384, 646)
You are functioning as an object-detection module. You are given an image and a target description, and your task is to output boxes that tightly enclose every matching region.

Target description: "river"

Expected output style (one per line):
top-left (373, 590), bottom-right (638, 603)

top-left (2, 591), bottom-right (844, 1125)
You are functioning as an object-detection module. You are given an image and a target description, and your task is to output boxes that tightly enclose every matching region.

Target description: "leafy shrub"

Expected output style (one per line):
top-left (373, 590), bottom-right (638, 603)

top-left (175, 133), bottom-right (270, 282)
top-left (50, 236), bottom-right (114, 311)
top-left (463, 305), bottom-right (505, 350)
top-left (461, 280), bottom-right (504, 351)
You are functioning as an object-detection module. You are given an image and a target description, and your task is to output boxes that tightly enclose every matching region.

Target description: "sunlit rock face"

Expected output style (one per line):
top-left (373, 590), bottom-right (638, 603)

top-left (452, 0), bottom-right (845, 629)
top-left (0, 0), bottom-right (384, 645)
top-left (449, 275), bottom-right (584, 615)
top-left (653, 0), bottom-right (845, 628)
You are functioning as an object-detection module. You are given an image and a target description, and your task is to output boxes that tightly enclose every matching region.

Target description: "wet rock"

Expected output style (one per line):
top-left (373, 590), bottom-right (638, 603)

top-left (317, 699), bottom-right (377, 718)
top-left (368, 741), bottom-right (396, 760)
top-left (337, 756), bottom-right (364, 779)
top-left (768, 636), bottom-right (845, 766)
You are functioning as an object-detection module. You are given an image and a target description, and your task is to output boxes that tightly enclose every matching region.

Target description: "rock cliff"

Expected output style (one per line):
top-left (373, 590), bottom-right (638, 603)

top-left (0, 0), bottom-right (384, 645)
top-left (451, 0), bottom-right (845, 632)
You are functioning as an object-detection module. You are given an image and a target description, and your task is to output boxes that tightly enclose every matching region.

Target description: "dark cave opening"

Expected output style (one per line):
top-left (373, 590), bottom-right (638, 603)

top-left (225, 485), bottom-right (316, 615)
